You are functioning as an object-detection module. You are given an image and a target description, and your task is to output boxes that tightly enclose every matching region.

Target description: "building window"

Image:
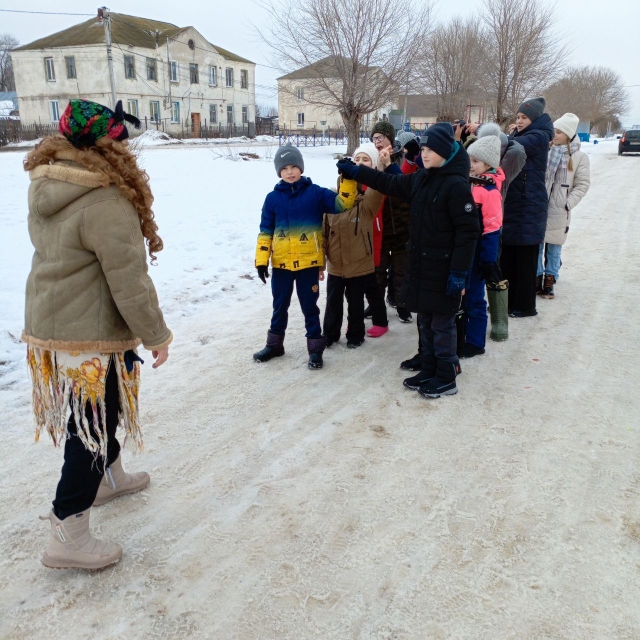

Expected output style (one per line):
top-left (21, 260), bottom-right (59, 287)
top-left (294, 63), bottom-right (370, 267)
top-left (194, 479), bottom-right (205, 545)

top-left (171, 102), bottom-right (180, 123)
top-left (189, 63), bottom-right (199, 84)
top-left (124, 55), bottom-right (135, 79)
top-left (297, 112), bottom-right (304, 127)
top-left (127, 99), bottom-right (139, 118)
top-left (49, 100), bottom-right (60, 122)
top-left (44, 57), bottom-right (55, 81)
top-left (240, 69), bottom-right (248, 89)
top-left (242, 105), bottom-right (248, 124)
top-left (209, 66), bottom-right (217, 86)
top-left (226, 105), bottom-right (233, 124)
top-left (296, 87), bottom-right (304, 101)
top-left (225, 68), bottom-right (233, 88)
top-left (170, 61), bottom-right (179, 83)
top-left (65, 56), bottom-right (76, 79)
top-left (146, 57), bottom-right (157, 81)
top-left (209, 104), bottom-right (217, 124)
top-left (150, 101), bottom-right (160, 123)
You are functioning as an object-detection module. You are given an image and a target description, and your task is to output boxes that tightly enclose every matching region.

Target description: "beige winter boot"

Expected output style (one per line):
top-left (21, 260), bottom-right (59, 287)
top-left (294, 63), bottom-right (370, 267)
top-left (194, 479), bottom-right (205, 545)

top-left (93, 454), bottom-right (150, 507)
top-left (41, 509), bottom-right (122, 570)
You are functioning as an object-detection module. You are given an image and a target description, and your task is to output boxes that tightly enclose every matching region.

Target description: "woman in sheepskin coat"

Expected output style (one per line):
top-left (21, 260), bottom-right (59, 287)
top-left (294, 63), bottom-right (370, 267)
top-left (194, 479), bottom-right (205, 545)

top-left (23, 99), bottom-right (172, 571)
top-left (538, 112), bottom-right (591, 299)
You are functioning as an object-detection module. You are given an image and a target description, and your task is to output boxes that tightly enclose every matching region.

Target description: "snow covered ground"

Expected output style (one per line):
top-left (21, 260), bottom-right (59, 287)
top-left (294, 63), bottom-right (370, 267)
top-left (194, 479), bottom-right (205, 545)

top-left (1, 138), bottom-right (639, 639)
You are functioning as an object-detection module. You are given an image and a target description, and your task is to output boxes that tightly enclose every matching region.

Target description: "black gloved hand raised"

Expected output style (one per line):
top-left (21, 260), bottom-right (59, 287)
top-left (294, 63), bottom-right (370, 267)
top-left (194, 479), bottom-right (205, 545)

top-left (257, 265), bottom-right (269, 284)
top-left (336, 157), bottom-right (360, 180)
top-left (404, 138), bottom-right (420, 161)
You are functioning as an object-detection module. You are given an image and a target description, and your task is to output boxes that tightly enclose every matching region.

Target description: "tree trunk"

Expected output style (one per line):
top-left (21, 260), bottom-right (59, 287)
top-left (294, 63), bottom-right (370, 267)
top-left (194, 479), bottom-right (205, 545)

top-left (343, 112), bottom-right (362, 156)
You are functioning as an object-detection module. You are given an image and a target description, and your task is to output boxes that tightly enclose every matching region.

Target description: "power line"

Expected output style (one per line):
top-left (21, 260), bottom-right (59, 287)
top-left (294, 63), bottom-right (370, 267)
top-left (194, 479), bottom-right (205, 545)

top-left (0, 8), bottom-right (93, 15)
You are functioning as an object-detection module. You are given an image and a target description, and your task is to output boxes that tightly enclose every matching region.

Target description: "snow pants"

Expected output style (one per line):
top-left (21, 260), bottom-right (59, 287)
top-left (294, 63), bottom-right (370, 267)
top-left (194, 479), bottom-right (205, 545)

top-left (417, 311), bottom-right (459, 372)
top-left (270, 267), bottom-right (322, 339)
top-left (53, 358), bottom-right (121, 520)
top-left (375, 240), bottom-right (408, 311)
top-left (323, 273), bottom-right (373, 343)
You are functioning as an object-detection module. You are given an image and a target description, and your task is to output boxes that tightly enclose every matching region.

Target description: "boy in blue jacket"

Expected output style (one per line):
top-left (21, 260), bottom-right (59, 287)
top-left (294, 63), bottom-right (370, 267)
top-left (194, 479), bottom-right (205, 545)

top-left (253, 146), bottom-right (357, 369)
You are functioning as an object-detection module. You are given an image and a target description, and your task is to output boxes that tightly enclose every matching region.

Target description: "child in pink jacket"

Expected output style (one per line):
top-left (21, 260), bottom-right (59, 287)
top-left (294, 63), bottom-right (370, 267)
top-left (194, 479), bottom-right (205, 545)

top-left (459, 134), bottom-right (506, 357)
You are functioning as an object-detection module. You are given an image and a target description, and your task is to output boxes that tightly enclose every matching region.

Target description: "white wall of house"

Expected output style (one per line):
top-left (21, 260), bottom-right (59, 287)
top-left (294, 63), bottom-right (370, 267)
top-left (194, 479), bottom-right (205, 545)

top-left (278, 79), bottom-right (392, 132)
top-left (11, 27), bottom-right (256, 133)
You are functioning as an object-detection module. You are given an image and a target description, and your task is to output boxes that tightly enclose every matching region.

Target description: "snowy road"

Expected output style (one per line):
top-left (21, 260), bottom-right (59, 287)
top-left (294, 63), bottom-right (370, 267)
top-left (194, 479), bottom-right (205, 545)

top-left (1, 141), bottom-right (639, 639)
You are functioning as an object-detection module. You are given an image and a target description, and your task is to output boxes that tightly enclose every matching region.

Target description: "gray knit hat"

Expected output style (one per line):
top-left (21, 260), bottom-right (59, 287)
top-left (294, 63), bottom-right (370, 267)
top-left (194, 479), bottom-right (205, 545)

top-left (370, 121), bottom-right (396, 145)
top-left (478, 122), bottom-right (508, 158)
top-left (467, 135), bottom-right (501, 170)
top-left (274, 145), bottom-right (304, 177)
top-left (516, 97), bottom-right (546, 122)
top-left (396, 131), bottom-right (418, 148)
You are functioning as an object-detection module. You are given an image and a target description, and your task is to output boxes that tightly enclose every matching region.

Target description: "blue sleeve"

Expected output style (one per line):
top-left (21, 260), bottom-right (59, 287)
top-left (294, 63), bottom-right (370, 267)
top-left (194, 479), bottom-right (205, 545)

top-left (386, 163), bottom-right (403, 176)
top-left (479, 230), bottom-right (501, 263)
top-left (515, 130), bottom-right (549, 157)
top-left (259, 193), bottom-right (276, 234)
top-left (314, 185), bottom-right (343, 214)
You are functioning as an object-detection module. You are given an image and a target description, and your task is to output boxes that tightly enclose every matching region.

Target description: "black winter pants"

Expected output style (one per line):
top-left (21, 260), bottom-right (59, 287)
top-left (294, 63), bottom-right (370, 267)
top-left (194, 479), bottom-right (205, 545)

top-left (323, 273), bottom-right (373, 343)
top-left (375, 242), bottom-right (408, 310)
top-left (500, 244), bottom-right (539, 314)
top-left (53, 359), bottom-right (121, 520)
top-left (363, 272), bottom-right (388, 327)
top-left (417, 312), bottom-right (459, 368)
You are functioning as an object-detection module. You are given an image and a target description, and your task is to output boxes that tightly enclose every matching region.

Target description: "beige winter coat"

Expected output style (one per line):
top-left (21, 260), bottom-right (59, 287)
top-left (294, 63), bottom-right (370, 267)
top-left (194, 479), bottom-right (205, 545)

top-left (23, 155), bottom-right (173, 353)
top-left (545, 150), bottom-right (590, 245)
top-left (323, 187), bottom-right (384, 279)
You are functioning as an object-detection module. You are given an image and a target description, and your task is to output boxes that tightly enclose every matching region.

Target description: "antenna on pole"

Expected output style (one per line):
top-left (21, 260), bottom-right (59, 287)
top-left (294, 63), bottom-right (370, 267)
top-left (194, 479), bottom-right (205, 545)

top-left (99, 7), bottom-right (117, 108)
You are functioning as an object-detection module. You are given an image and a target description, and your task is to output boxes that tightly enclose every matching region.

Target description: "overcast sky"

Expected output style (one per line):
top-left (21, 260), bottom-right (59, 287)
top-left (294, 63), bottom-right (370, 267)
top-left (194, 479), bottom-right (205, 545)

top-left (2, 0), bottom-right (639, 125)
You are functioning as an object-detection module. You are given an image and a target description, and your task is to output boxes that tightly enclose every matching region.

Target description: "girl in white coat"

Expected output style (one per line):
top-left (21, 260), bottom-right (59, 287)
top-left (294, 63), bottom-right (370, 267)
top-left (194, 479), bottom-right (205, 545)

top-left (538, 113), bottom-right (591, 298)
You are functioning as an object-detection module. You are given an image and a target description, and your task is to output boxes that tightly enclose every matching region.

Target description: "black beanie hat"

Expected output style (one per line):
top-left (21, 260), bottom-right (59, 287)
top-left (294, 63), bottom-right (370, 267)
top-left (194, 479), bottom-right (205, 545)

top-left (419, 122), bottom-right (455, 160)
top-left (516, 97), bottom-right (546, 122)
top-left (370, 121), bottom-right (396, 145)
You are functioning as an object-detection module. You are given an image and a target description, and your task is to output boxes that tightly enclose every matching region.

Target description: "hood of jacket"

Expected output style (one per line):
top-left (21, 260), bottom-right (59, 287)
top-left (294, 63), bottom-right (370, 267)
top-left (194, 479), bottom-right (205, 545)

top-left (28, 159), bottom-right (107, 218)
top-left (514, 113), bottom-right (554, 141)
top-left (429, 141), bottom-right (471, 180)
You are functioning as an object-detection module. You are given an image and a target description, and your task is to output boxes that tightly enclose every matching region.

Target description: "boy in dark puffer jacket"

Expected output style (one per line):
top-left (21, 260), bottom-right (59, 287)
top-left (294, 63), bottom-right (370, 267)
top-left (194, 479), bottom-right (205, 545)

top-left (337, 123), bottom-right (480, 398)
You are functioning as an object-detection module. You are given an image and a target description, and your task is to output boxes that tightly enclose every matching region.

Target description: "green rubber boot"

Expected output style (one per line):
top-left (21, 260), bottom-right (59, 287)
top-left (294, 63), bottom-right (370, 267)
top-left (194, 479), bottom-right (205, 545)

top-left (487, 280), bottom-right (509, 341)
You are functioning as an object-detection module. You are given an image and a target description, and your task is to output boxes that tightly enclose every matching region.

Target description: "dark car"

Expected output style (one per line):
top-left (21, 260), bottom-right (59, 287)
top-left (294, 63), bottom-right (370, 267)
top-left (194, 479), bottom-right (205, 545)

top-left (619, 129), bottom-right (640, 155)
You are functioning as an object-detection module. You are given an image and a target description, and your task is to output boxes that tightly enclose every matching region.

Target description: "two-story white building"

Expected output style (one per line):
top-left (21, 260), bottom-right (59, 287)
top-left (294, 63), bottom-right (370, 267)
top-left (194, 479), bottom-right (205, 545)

top-left (277, 57), bottom-right (395, 134)
top-left (11, 12), bottom-right (256, 135)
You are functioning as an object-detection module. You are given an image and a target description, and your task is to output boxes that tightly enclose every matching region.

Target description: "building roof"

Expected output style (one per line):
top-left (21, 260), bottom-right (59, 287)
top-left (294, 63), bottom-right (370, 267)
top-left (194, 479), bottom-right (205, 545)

top-left (398, 94), bottom-right (439, 118)
top-left (278, 56), bottom-right (379, 81)
top-left (13, 12), bottom-right (254, 63)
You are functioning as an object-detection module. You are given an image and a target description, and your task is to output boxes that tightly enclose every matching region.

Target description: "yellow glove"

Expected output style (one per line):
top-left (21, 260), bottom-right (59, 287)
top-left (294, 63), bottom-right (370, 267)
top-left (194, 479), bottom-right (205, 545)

top-left (337, 175), bottom-right (358, 210)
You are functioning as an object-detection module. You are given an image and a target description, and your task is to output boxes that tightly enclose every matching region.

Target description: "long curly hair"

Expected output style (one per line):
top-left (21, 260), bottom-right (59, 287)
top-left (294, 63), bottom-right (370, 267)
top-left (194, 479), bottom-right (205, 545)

top-left (24, 135), bottom-right (163, 262)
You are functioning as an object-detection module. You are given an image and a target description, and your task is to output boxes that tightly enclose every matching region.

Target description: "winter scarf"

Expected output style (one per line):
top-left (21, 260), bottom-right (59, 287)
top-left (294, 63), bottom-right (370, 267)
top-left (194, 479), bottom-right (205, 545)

top-left (27, 347), bottom-right (143, 458)
top-left (546, 139), bottom-right (581, 195)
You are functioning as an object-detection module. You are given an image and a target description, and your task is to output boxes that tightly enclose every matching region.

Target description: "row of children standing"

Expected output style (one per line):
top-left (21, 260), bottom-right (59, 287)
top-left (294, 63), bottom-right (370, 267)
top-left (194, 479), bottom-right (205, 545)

top-left (253, 98), bottom-right (590, 398)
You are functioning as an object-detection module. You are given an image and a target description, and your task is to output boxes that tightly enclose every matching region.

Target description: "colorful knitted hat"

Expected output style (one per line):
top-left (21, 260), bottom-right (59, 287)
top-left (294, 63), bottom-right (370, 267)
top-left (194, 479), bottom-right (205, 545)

top-left (58, 99), bottom-right (141, 148)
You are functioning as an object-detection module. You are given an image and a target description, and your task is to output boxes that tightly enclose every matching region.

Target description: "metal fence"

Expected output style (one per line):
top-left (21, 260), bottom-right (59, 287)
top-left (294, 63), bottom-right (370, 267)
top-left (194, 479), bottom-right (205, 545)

top-left (140, 117), bottom-right (256, 140)
top-left (278, 130), bottom-right (373, 147)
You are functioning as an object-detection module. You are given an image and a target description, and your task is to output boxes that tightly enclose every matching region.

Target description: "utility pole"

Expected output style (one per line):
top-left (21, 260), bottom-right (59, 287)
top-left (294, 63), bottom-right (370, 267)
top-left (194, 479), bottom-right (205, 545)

top-left (98, 7), bottom-right (117, 108)
top-left (166, 36), bottom-right (171, 110)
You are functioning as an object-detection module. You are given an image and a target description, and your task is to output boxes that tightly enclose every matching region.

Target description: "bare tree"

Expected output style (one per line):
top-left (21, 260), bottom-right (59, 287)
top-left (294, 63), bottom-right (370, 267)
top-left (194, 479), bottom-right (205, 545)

top-left (482, 0), bottom-right (568, 126)
top-left (418, 17), bottom-right (489, 122)
top-left (0, 34), bottom-right (19, 92)
top-left (546, 65), bottom-right (629, 135)
top-left (256, 0), bottom-right (432, 153)
top-left (255, 103), bottom-right (278, 118)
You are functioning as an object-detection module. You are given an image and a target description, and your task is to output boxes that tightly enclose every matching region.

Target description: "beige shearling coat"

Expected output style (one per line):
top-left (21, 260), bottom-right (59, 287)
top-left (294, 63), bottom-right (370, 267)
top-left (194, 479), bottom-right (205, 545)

top-left (23, 154), bottom-right (173, 353)
top-left (545, 150), bottom-right (590, 245)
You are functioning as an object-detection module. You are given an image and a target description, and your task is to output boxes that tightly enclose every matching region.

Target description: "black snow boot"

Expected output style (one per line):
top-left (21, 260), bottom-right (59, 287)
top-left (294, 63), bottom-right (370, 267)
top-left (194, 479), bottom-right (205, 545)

top-left (418, 359), bottom-right (459, 398)
top-left (400, 353), bottom-right (422, 371)
top-left (253, 331), bottom-right (285, 363)
top-left (324, 335), bottom-right (340, 348)
top-left (458, 342), bottom-right (485, 359)
top-left (364, 306), bottom-right (372, 319)
top-left (404, 353), bottom-right (436, 390)
top-left (386, 291), bottom-right (397, 308)
top-left (396, 307), bottom-right (412, 323)
top-left (536, 275), bottom-right (543, 296)
top-left (347, 338), bottom-right (364, 349)
top-left (307, 337), bottom-right (326, 370)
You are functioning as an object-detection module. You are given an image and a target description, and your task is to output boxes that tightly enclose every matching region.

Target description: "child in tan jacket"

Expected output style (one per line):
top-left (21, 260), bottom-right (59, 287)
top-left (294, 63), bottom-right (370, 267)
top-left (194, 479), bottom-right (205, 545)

top-left (323, 144), bottom-right (385, 348)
